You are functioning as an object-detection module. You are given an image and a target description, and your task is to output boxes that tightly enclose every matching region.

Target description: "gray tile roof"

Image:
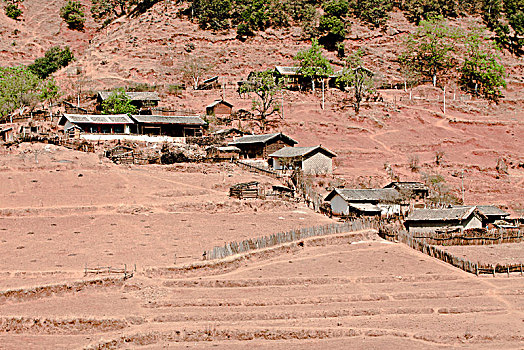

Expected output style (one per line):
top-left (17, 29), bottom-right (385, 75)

top-left (406, 207), bottom-right (478, 222)
top-left (348, 203), bottom-right (382, 213)
top-left (60, 114), bottom-right (134, 125)
top-left (269, 145), bottom-right (337, 158)
top-left (384, 181), bottom-right (429, 191)
top-left (97, 91), bottom-right (160, 101)
top-left (326, 188), bottom-right (401, 203)
top-left (453, 205), bottom-right (509, 217)
top-left (131, 115), bottom-right (206, 125)
top-left (229, 132), bottom-right (298, 145)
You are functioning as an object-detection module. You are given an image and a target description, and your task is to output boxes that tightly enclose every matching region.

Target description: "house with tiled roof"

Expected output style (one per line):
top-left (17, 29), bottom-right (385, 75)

top-left (268, 145), bottom-right (337, 175)
top-left (405, 207), bottom-right (485, 233)
top-left (228, 132), bottom-right (297, 159)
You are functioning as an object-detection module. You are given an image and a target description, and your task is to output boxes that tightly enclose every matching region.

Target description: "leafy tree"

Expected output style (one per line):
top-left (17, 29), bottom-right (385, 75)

top-left (460, 27), bottom-right (506, 102)
top-left (336, 49), bottom-right (375, 114)
top-left (190, 0), bottom-right (232, 30)
top-left (402, 0), bottom-right (459, 24)
top-left (399, 17), bottom-right (459, 87)
top-left (349, 0), bottom-right (392, 28)
top-left (101, 88), bottom-right (138, 114)
top-left (0, 66), bottom-right (42, 121)
top-left (180, 56), bottom-right (212, 90)
top-left (91, 0), bottom-right (138, 23)
top-left (318, 0), bottom-right (349, 49)
top-left (39, 78), bottom-right (60, 117)
top-left (238, 69), bottom-right (282, 131)
top-left (60, 1), bottom-right (86, 30)
top-left (28, 46), bottom-right (75, 80)
top-left (504, 0), bottom-right (524, 55)
top-left (294, 39), bottom-right (333, 92)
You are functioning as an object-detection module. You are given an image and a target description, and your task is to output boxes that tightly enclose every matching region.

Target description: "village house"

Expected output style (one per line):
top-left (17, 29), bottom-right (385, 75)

top-left (268, 145), bottom-right (337, 175)
top-left (96, 91), bottom-right (160, 113)
top-left (404, 206), bottom-right (485, 233)
top-left (383, 181), bottom-right (429, 202)
top-left (452, 205), bottom-right (510, 227)
top-left (0, 127), bottom-right (14, 143)
top-left (229, 132), bottom-right (297, 159)
top-left (130, 115), bottom-right (206, 137)
top-left (59, 114), bottom-right (134, 134)
top-left (206, 99), bottom-right (233, 118)
top-left (324, 188), bottom-right (403, 217)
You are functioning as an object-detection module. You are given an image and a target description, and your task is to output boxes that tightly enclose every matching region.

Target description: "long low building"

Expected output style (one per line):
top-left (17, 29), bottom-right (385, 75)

top-left (324, 188), bottom-right (403, 217)
top-left (59, 113), bottom-right (207, 138)
top-left (404, 207), bottom-right (486, 233)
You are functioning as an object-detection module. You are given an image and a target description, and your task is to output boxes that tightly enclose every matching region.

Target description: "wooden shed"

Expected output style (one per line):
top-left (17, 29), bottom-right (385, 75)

top-left (230, 181), bottom-right (260, 199)
top-left (107, 145), bottom-right (135, 164)
top-left (206, 99), bottom-right (233, 117)
top-left (198, 76), bottom-right (220, 90)
top-left (206, 145), bottom-right (240, 161)
top-left (228, 132), bottom-right (297, 159)
top-left (0, 127), bottom-right (14, 143)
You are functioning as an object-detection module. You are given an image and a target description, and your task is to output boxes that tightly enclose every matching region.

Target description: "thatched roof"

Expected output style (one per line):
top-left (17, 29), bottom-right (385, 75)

top-left (206, 99), bottom-right (233, 109)
top-left (453, 205), bottom-right (509, 218)
top-left (269, 145), bottom-right (337, 158)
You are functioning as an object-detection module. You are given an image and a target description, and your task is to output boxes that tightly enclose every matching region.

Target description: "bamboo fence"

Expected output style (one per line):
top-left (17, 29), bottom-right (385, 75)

top-left (84, 264), bottom-right (135, 280)
top-left (205, 218), bottom-right (378, 260)
top-left (380, 227), bottom-right (523, 277)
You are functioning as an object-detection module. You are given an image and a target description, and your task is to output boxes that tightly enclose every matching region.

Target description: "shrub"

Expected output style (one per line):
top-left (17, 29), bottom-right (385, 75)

top-left (28, 46), bottom-right (75, 79)
top-left (60, 1), bottom-right (86, 30)
top-left (5, 4), bottom-right (22, 20)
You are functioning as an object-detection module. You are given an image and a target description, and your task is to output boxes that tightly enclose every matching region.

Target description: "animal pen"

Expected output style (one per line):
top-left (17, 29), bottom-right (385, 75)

top-left (229, 181), bottom-right (261, 199)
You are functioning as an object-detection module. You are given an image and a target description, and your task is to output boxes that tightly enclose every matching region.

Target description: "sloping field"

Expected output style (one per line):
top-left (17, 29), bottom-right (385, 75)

top-left (0, 239), bottom-right (523, 349)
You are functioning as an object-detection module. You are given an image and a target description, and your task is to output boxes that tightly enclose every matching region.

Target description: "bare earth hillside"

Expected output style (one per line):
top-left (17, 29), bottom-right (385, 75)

top-left (0, 1), bottom-right (523, 348)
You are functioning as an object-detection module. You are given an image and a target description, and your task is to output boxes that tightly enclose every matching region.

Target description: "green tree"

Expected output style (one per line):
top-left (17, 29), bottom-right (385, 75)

top-left (238, 69), bottom-right (282, 131)
top-left (101, 88), bottom-right (138, 114)
top-left (0, 66), bottom-right (42, 121)
top-left (402, 0), bottom-right (459, 24)
top-left (39, 78), bottom-right (60, 118)
top-left (336, 50), bottom-right (375, 114)
top-left (318, 0), bottom-right (349, 49)
top-left (4, 3), bottom-right (22, 19)
top-left (504, 0), bottom-right (524, 55)
top-left (349, 0), bottom-right (392, 28)
top-left (294, 39), bottom-right (333, 92)
top-left (399, 17), bottom-right (459, 87)
top-left (60, 1), bottom-right (86, 30)
top-left (190, 0), bottom-right (232, 30)
top-left (28, 46), bottom-right (75, 80)
top-left (460, 27), bottom-right (507, 102)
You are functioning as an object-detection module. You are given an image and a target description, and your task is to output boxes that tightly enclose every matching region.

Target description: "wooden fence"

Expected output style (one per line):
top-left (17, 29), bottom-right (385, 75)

top-left (380, 226), bottom-right (524, 246)
top-left (204, 218), bottom-right (377, 260)
top-left (380, 228), bottom-right (523, 277)
top-left (84, 264), bottom-right (134, 280)
top-left (233, 160), bottom-right (281, 179)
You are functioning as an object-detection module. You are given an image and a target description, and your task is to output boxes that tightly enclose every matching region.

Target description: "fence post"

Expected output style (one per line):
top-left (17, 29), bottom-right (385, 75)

top-left (507, 266), bottom-right (510, 278)
top-left (492, 266), bottom-right (495, 277)
top-left (475, 263), bottom-right (478, 276)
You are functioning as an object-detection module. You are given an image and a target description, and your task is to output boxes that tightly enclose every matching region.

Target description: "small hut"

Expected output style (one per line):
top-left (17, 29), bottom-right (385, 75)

top-left (107, 145), bottom-right (135, 164)
top-left (230, 181), bottom-right (260, 199)
top-left (0, 127), bottom-right (14, 143)
top-left (206, 99), bottom-right (233, 117)
top-left (198, 76), bottom-right (220, 90)
top-left (206, 145), bottom-right (240, 161)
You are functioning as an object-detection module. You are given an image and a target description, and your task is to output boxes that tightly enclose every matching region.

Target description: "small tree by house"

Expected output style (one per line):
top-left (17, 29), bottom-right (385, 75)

top-left (238, 69), bottom-right (282, 132)
top-left (181, 56), bottom-right (212, 90)
top-left (60, 1), bottom-right (86, 30)
top-left (294, 39), bottom-right (332, 92)
top-left (336, 49), bottom-right (375, 114)
top-left (101, 88), bottom-right (137, 114)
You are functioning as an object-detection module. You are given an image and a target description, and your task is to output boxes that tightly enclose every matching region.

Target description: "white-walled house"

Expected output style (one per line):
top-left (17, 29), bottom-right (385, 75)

top-left (269, 145), bottom-right (337, 175)
top-left (324, 188), bottom-right (402, 217)
top-left (404, 207), bottom-right (485, 233)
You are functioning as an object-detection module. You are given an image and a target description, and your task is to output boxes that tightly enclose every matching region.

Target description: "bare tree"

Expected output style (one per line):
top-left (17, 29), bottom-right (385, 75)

top-left (181, 56), bottom-right (212, 90)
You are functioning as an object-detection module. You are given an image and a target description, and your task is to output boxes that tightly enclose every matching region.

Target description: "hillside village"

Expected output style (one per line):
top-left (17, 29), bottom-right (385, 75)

top-left (0, 0), bottom-right (524, 348)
